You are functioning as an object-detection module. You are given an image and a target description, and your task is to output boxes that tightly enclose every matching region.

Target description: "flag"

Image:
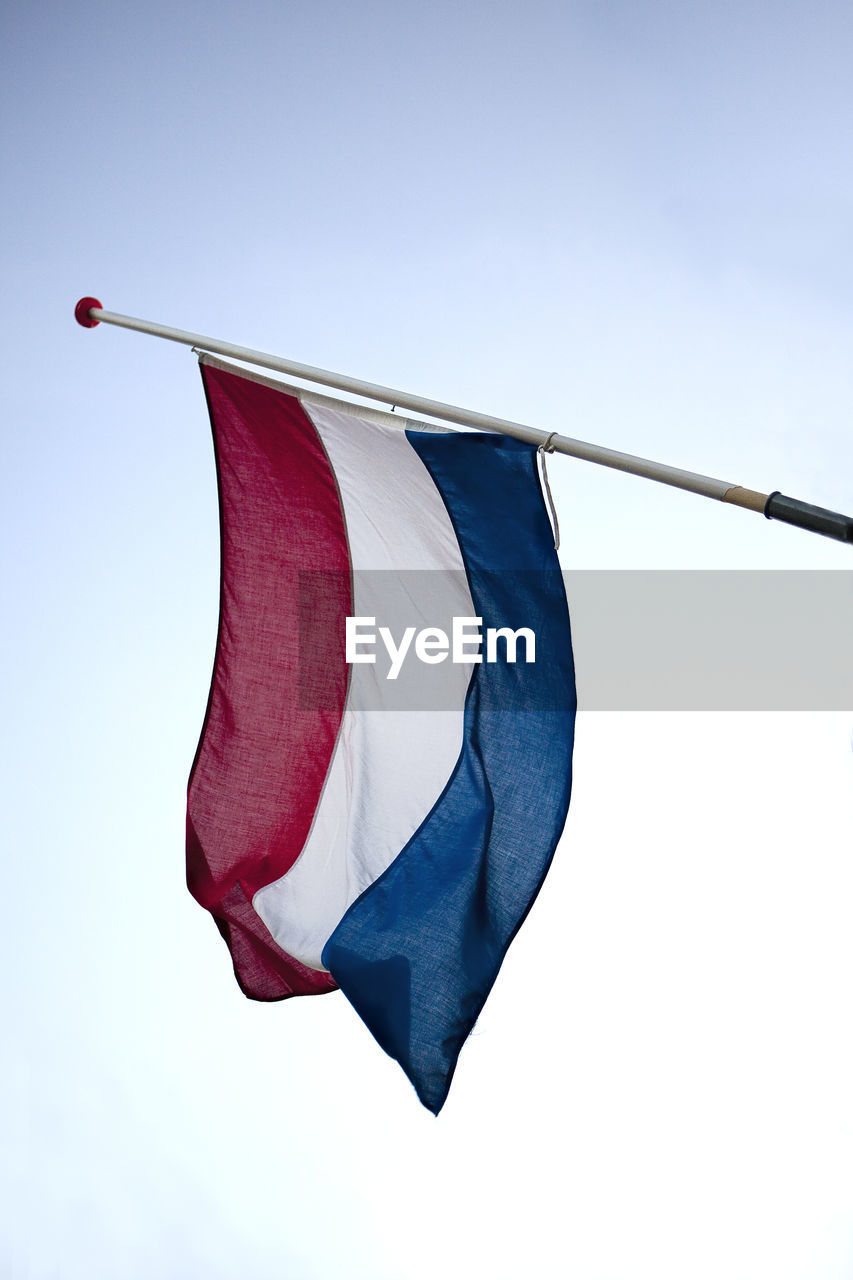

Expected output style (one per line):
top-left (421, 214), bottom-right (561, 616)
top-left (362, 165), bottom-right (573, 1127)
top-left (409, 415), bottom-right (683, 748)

top-left (187, 354), bottom-right (576, 1113)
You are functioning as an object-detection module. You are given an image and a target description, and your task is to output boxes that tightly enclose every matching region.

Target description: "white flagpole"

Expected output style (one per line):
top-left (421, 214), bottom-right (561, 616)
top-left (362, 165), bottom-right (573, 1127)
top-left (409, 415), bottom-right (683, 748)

top-left (74, 297), bottom-right (853, 545)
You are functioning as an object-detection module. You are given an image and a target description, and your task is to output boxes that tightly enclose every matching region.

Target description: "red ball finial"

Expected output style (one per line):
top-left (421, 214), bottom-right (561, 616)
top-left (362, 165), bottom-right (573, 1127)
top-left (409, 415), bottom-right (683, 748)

top-left (75, 297), bottom-right (103, 327)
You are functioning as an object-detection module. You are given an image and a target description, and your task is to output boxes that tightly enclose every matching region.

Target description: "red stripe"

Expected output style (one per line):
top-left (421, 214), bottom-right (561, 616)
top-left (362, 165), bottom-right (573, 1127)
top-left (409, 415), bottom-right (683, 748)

top-left (187, 363), bottom-right (350, 999)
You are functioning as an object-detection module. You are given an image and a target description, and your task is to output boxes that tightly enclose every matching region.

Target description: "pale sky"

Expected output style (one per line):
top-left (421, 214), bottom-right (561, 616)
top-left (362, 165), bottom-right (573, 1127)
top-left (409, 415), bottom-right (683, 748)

top-left (3, 3), bottom-right (853, 1277)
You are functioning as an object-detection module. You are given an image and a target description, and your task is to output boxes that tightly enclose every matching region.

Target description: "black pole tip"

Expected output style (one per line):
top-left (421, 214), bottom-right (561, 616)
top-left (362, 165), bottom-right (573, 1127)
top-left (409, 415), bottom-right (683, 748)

top-left (764, 492), bottom-right (853, 544)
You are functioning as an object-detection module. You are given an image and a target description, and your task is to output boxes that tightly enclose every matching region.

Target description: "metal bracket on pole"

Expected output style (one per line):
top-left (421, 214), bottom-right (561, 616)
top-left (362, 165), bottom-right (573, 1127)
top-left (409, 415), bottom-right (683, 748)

top-left (75, 297), bottom-right (853, 546)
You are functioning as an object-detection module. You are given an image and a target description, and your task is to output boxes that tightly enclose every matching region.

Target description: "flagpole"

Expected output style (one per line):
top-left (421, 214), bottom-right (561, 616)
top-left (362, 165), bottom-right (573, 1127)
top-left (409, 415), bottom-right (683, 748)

top-left (74, 297), bottom-right (852, 545)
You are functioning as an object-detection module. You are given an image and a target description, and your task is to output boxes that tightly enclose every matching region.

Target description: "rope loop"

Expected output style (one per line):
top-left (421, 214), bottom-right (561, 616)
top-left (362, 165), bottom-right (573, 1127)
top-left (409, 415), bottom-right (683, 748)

top-left (536, 436), bottom-right (561, 551)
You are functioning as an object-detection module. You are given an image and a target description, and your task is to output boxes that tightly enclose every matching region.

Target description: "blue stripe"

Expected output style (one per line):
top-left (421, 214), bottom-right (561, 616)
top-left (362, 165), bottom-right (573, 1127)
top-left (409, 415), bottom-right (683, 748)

top-left (322, 432), bottom-right (576, 1113)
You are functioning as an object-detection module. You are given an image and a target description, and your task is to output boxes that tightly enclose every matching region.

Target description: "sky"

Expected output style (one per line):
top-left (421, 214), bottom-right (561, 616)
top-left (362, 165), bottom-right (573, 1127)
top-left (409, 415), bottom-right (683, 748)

top-left (2, 2), bottom-right (853, 1277)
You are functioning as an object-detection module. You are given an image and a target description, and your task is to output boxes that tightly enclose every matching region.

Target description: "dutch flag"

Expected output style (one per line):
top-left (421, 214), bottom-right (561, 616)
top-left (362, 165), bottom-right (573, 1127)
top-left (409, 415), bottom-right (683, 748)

top-left (188, 355), bottom-right (576, 1113)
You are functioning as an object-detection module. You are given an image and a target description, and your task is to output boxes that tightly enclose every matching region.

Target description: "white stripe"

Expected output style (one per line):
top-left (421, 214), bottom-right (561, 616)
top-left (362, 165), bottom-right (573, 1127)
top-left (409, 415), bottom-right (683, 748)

top-left (253, 404), bottom-right (474, 970)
